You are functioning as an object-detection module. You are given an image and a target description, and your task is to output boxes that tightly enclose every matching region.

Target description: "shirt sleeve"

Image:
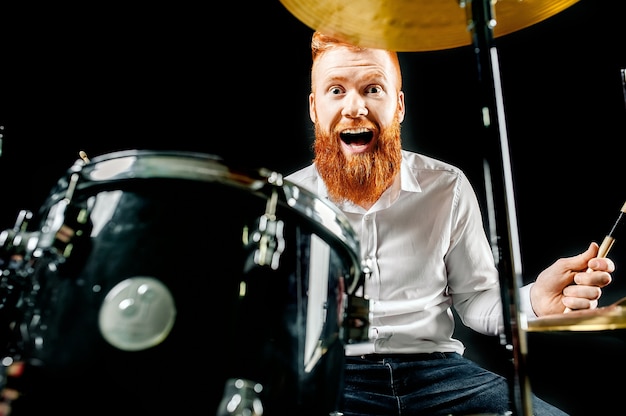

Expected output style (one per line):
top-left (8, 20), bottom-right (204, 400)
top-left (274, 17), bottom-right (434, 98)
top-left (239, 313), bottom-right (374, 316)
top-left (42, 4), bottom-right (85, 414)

top-left (518, 283), bottom-right (536, 319)
top-left (445, 171), bottom-right (505, 336)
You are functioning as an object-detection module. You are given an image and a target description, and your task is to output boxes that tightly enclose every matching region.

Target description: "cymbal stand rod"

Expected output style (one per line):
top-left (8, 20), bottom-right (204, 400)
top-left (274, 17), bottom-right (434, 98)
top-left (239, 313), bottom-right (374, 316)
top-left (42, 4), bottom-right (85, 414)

top-left (463, 1), bottom-right (531, 415)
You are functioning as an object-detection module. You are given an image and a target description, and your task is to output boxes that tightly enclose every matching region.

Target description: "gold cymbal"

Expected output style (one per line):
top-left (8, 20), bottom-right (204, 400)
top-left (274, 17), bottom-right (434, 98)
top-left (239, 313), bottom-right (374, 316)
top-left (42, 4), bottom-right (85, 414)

top-left (279, 0), bottom-right (580, 52)
top-left (525, 297), bottom-right (626, 332)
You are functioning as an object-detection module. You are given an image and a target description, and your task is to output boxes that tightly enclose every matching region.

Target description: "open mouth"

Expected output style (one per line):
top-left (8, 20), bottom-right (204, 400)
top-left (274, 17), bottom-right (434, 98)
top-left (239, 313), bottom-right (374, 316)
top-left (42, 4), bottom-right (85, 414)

top-left (340, 128), bottom-right (374, 145)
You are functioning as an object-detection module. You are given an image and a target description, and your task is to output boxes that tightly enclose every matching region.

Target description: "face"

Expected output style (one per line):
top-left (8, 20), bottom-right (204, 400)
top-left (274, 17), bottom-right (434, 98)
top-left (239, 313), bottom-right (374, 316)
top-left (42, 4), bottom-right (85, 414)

top-left (310, 46), bottom-right (405, 207)
top-left (310, 46), bottom-right (405, 158)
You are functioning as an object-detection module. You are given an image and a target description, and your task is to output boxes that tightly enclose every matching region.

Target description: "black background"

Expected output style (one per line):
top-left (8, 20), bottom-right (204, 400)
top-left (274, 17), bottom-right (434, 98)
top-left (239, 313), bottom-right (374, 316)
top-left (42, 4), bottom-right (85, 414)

top-left (2, 1), bottom-right (626, 414)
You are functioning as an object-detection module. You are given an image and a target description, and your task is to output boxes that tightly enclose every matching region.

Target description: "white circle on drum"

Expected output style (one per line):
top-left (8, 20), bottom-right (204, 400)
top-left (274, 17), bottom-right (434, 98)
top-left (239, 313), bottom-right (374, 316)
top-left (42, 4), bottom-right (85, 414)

top-left (98, 276), bottom-right (176, 351)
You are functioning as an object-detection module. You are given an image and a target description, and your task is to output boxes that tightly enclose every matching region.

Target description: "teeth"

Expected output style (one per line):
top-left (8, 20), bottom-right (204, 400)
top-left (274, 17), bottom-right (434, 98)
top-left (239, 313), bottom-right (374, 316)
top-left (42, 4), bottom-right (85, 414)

top-left (342, 128), bottom-right (369, 134)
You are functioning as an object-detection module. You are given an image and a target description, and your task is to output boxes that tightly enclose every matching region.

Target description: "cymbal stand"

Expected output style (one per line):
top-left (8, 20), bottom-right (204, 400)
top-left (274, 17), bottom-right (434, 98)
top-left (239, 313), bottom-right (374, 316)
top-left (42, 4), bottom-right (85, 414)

top-left (461, 1), bottom-right (532, 415)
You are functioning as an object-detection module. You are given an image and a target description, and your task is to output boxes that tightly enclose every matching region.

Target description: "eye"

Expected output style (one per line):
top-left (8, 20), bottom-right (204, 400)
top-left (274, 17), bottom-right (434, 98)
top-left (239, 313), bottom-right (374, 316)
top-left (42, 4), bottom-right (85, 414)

top-left (366, 85), bottom-right (382, 94)
top-left (330, 86), bottom-right (343, 95)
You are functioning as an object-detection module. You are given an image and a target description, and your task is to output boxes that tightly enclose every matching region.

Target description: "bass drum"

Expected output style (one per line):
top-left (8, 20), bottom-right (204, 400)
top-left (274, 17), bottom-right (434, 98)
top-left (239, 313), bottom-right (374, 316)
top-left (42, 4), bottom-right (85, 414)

top-left (4, 150), bottom-right (367, 416)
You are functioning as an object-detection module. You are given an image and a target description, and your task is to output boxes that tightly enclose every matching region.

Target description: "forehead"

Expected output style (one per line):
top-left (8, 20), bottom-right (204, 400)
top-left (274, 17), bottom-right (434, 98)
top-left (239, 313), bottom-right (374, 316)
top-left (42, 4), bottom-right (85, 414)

top-left (312, 47), bottom-right (397, 86)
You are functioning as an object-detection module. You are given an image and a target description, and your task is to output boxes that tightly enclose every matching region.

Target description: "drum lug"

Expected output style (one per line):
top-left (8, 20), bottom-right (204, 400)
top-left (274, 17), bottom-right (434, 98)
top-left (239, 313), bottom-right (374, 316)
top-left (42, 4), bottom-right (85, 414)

top-left (217, 378), bottom-right (264, 416)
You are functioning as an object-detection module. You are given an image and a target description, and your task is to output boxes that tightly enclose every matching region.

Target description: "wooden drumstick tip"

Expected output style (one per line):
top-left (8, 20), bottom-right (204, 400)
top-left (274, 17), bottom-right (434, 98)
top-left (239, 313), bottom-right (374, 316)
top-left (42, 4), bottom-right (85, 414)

top-left (79, 150), bottom-right (90, 163)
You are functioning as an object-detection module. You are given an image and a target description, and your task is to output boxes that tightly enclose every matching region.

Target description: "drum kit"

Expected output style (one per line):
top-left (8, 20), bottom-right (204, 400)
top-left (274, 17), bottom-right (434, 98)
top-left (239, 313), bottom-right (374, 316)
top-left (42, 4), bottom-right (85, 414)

top-left (0, 1), bottom-right (624, 416)
top-left (0, 150), bottom-right (370, 415)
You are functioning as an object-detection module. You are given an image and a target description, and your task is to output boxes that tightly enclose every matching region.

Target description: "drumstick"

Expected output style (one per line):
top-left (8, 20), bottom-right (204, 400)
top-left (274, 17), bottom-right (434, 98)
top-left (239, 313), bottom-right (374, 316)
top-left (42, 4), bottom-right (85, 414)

top-left (79, 150), bottom-right (90, 163)
top-left (564, 201), bottom-right (626, 313)
top-left (587, 201), bottom-right (626, 271)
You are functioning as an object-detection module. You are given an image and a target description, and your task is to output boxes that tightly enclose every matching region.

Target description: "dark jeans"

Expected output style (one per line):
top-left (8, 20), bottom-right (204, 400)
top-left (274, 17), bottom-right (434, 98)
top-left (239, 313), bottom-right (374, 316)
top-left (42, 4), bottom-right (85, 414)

top-left (340, 353), bottom-right (568, 416)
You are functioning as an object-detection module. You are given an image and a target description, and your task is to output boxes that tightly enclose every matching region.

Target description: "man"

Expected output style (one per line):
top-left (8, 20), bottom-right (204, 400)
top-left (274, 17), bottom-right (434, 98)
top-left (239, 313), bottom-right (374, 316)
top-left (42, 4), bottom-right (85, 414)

top-left (285, 31), bottom-right (614, 416)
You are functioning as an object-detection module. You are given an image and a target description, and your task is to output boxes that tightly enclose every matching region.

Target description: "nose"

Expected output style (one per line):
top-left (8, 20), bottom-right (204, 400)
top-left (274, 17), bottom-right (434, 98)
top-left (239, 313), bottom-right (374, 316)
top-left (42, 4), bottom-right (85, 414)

top-left (341, 91), bottom-right (368, 118)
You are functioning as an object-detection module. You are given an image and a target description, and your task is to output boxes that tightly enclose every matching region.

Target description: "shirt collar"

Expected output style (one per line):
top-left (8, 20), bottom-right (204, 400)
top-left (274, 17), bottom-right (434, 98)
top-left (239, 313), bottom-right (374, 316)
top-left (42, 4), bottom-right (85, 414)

top-left (399, 153), bottom-right (422, 193)
top-left (319, 152), bottom-right (423, 212)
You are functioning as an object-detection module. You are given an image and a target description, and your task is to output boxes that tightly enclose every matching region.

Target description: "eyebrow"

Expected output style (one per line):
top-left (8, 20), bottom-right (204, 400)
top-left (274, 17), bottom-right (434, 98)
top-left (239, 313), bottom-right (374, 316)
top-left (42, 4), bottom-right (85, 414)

top-left (323, 69), bottom-right (388, 86)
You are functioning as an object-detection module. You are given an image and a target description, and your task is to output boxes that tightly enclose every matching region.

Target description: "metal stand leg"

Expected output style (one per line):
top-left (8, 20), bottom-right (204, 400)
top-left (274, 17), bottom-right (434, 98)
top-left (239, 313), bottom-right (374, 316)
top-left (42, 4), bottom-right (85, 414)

top-left (463, 1), bottom-right (532, 415)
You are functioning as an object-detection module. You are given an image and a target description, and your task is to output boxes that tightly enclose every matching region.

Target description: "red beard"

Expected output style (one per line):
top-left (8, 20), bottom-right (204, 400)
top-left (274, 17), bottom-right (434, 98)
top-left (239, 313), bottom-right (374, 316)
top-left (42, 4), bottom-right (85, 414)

top-left (314, 116), bottom-right (403, 208)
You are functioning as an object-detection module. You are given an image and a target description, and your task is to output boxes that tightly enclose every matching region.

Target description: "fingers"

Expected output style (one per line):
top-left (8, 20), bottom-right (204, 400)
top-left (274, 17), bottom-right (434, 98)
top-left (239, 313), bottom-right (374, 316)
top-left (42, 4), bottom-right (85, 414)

top-left (574, 268), bottom-right (612, 287)
top-left (587, 257), bottom-right (615, 274)
top-left (545, 242), bottom-right (598, 288)
top-left (562, 278), bottom-right (602, 311)
top-left (565, 242), bottom-right (599, 270)
top-left (562, 250), bottom-right (614, 312)
top-left (559, 242), bottom-right (613, 288)
top-left (563, 282), bottom-right (602, 301)
top-left (562, 297), bottom-right (598, 311)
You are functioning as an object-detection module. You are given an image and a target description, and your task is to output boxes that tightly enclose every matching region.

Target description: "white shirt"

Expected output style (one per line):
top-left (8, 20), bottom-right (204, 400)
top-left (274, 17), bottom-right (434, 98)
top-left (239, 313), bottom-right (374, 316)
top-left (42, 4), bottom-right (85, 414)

top-left (285, 150), bottom-right (534, 356)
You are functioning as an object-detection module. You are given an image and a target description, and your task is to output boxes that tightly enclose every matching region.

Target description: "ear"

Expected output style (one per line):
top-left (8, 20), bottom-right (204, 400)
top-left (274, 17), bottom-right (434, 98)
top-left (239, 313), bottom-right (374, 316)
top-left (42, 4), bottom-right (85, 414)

top-left (397, 91), bottom-right (405, 123)
top-left (309, 92), bottom-right (316, 123)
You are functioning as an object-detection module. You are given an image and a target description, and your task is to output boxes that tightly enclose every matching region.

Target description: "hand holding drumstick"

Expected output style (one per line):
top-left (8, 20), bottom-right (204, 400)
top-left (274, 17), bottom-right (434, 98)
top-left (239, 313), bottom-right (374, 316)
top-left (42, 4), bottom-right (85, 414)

top-left (561, 201), bottom-right (626, 313)
top-left (529, 204), bottom-right (622, 317)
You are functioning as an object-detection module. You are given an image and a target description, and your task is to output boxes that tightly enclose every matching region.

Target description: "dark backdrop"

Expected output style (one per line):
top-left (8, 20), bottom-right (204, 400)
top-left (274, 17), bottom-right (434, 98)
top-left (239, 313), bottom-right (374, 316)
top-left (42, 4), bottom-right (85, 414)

top-left (1, 1), bottom-right (625, 292)
top-left (1, 1), bottom-right (625, 415)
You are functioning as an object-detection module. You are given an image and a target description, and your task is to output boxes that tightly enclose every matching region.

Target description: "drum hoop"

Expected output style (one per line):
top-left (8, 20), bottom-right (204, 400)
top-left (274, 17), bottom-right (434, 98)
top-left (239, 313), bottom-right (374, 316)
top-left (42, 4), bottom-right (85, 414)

top-left (281, 177), bottom-right (362, 293)
top-left (46, 149), bottom-right (364, 293)
top-left (80, 149), bottom-right (267, 190)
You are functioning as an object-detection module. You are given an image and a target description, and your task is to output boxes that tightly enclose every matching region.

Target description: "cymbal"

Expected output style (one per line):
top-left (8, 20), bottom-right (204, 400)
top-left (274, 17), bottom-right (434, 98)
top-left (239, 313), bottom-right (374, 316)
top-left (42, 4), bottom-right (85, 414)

top-left (525, 297), bottom-right (626, 332)
top-left (279, 0), bottom-right (580, 52)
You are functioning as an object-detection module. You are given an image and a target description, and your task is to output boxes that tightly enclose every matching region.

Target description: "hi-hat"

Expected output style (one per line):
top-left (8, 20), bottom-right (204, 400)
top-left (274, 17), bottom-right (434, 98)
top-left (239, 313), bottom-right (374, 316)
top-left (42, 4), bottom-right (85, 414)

top-left (279, 0), bottom-right (580, 52)
top-left (525, 297), bottom-right (626, 332)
